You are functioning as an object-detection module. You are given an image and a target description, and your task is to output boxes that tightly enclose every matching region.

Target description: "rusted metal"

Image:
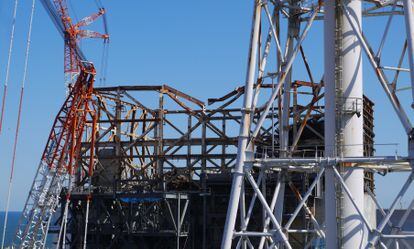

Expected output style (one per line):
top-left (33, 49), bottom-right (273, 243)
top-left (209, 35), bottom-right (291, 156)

top-left (43, 78), bottom-right (375, 249)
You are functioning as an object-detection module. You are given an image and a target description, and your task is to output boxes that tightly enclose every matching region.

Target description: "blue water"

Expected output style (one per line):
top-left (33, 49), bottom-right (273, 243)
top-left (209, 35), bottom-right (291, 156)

top-left (0, 212), bottom-right (21, 248)
top-left (0, 212), bottom-right (55, 248)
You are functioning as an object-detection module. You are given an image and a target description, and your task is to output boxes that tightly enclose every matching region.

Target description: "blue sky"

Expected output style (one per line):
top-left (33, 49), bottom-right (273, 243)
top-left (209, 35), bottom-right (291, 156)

top-left (0, 1), bottom-right (412, 211)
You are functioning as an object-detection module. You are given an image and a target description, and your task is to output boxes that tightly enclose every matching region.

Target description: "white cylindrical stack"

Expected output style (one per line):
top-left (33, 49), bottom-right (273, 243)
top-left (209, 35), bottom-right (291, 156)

top-left (324, 0), bottom-right (366, 248)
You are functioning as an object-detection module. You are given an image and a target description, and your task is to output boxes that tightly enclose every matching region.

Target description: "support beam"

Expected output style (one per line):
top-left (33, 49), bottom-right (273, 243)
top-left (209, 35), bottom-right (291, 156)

top-left (221, 1), bottom-right (262, 248)
top-left (403, 0), bottom-right (414, 107)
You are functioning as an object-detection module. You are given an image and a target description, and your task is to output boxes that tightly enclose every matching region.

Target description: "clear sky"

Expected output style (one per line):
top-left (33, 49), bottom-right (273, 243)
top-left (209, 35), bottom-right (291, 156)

top-left (0, 1), bottom-right (412, 211)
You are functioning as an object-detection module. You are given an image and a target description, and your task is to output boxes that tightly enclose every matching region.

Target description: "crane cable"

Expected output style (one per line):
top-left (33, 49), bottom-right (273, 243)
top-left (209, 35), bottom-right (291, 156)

top-left (0, 0), bottom-right (36, 248)
top-left (99, 3), bottom-right (109, 86)
top-left (0, 0), bottom-right (20, 134)
top-left (99, 40), bottom-right (109, 86)
top-left (94, 0), bottom-right (104, 9)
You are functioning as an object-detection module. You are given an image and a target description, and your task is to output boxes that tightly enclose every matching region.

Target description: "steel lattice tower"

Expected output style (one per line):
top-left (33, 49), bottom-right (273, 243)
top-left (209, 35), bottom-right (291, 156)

top-left (221, 0), bottom-right (414, 248)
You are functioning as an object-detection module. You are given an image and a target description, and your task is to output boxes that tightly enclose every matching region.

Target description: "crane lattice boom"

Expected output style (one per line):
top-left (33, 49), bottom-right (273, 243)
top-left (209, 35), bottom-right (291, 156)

top-left (12, 0), bottom-right (107, 247)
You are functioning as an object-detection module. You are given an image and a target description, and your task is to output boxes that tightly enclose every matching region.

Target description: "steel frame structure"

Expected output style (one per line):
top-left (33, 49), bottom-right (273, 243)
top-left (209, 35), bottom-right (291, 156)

top-left (57, 84), bottom-right (277, 249)
top-left (43, 81), bottom-right (332, 249)
top-left (221, 0), bottom-right (414, 249)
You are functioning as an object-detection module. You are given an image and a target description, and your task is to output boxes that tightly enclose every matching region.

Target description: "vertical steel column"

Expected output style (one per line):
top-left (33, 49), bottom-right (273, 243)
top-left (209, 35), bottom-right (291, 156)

top-left (293, 84), bottom-right (298, 139)
top-left (142, 111), bottom-right (147, 170)
top-left (280, 31), bottom-right (293, 155)
top-left (222, 114), bottom-right (226, 171)
top-left (158, 91), bottom-right (164, 179)
top-left (324, 2), bottom-right (339, 247)
top-left (403, 0), bottom-right (414, 107)
top-left (115, 89), bottom-right (122, 185)
top-left (276, 2), bottom-right (300, 232)
top-left (221, 1), bottom-right (261, 248)
top-left (187, 116), bottom-right (192, 172)
top-left (177, 194), bottom-right (181, 249)
top-left (280, 0), bottom-right (299, 156)
top-left (201, 117), bottom-right (207, 249)
top-left (325, 1), bottom-right (366, 248)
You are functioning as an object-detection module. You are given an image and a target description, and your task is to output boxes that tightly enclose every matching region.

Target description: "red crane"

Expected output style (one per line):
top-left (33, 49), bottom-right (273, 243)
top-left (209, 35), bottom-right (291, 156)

top-left (51, 0), bottom-right (108, 86)
top-left (12, 0), bottom-right (108, 248)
